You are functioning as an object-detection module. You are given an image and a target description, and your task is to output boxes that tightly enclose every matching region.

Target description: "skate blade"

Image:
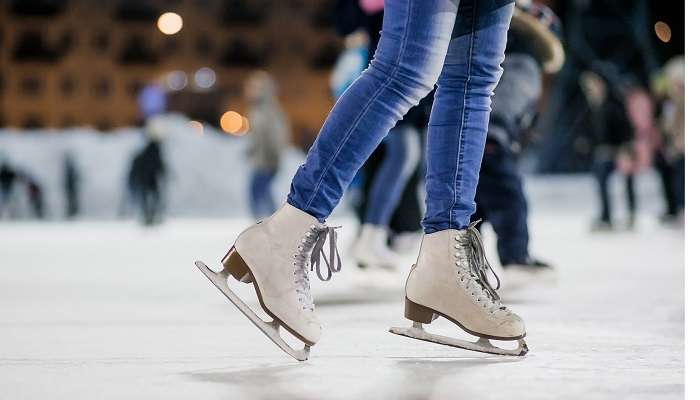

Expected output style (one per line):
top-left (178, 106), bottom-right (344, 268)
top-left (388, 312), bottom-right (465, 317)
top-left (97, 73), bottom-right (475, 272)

top-left (195, 260), bottom-right (311, 362)
top-left (389, 322), bottom-right (528, 357)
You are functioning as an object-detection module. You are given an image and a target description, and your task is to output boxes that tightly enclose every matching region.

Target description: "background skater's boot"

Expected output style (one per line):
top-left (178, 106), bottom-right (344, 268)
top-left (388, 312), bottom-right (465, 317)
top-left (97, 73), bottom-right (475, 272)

top-left (390, 223), bottom-right (528, 356)
top-left (196, 203), bottom-right (341, 361)
top-left (501, 256), bottom-right (556, 291)
top-left (354, 224), bottom-right (403, 270)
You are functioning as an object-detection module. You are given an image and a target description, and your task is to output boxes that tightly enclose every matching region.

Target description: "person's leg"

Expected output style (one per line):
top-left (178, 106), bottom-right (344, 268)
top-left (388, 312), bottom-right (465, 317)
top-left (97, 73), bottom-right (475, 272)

top-left (364, 125), bottom-right (421, 226)
top-left (253, 169), bottom-right (276, 219)
top-left (142, 188), bottom-right (155, 225)
top-left (249, 170), bottom-right (263, 219)
top-left (0, 190), bottom-right (6, 218)
top-left (674, 155), bottom-right (684, 209)
top-left (625, 173), bottom-right (636, 226)
top-left (654, 150), bottom-right (677, 217)
top-left (288, 0), bottom-right (460, 222)
top-left (400, 1), bottom-right (528, 355)
top-left (593, 159), bottom-right (614, 224)
top-left (262, 171), bottom-right (277, 216)
top-left (475, 142), bottom-right (530, 265)
top-left (355, 124), bottom-right (421, 269)
top-left (422, 0), bottom-right (514, 233)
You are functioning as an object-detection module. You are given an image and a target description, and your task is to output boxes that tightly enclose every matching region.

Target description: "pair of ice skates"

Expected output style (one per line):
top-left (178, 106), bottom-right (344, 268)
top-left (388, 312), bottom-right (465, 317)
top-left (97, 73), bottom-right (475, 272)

top-left (196, 204), bottom-right (527, 361)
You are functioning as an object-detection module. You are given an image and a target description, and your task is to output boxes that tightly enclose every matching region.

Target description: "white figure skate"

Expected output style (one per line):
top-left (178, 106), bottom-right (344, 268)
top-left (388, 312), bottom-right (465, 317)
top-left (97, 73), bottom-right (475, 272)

top-left (196, 204), bottom-right (341, 361)
top-left (354, 224), bottom-right (403, 270)
top-left (390, 223), bottom-right (528, 356)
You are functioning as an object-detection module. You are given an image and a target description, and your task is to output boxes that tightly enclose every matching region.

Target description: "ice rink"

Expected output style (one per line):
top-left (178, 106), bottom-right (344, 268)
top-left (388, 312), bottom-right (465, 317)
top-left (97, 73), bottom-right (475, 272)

top-left (0, 176), bottom-right (684, 399)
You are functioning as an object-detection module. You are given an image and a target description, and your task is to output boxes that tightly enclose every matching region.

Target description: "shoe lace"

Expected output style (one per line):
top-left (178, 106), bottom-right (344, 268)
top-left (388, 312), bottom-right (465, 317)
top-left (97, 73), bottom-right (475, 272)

top-left (293, 224), bottom-right (342, 310)
top-left (454, 221), bottom-right (505, 311)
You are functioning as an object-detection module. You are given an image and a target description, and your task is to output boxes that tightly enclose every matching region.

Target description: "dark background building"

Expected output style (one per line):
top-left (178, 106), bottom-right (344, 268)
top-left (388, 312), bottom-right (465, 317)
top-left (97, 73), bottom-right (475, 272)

top-left (0, 0), bottom-right (343, 146)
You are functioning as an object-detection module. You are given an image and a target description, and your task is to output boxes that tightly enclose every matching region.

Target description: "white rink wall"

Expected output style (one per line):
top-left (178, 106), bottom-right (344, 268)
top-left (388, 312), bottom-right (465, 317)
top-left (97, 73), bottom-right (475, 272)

top-left (0, 114), bottom-right (667, 220)
top-left (0, 114), bottom-right (306, 219)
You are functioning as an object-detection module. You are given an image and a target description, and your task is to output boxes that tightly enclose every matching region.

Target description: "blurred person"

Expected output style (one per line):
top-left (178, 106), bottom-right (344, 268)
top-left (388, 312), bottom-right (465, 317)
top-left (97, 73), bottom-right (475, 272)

top-left (330, 30), bottom-right (369, 100)
top-left (198, 0), bottom-right (529, 359)
top-left (471, 1), bottom-right (563, 288)
top-left (652, 56), bottom-right (685, 221)
top-left (0, 161), bottom-right (18, 218)
top-left (535, 0), bottom-right (662, 174)
top-left (129, 121), bottom-right (167, 226)
top-left (128, 82), bottom-right (169, 225)
top-left (581, 63), bottom-right (650, 231)
top-left (652, 140), bottom-right (680, 222)
top-left (245, 71), bottom-right (290, 220)
top-left (22, 174), bottom-right (45, 219)
top-left (63, 153), bottom-right (81, 219)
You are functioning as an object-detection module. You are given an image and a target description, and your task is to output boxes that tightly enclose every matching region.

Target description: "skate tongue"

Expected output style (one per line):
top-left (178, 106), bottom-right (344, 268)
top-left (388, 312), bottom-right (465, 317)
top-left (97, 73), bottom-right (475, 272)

top-left (309, 225), bottom-right (342, 281)
top-left (463, 222), bottom-right (501, 302)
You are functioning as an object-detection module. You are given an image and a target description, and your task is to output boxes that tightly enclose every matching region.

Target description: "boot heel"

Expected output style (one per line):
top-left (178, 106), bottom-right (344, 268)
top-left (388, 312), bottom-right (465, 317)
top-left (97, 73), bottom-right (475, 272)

top-left (404, 298), bottom-right (438, 324)
top-left (222, 248), bottom-right (252, 282)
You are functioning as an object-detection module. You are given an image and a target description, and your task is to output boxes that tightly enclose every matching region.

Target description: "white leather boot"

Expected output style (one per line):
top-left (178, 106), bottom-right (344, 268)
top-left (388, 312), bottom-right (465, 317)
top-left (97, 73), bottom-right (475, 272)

top-left (221, 203), bottom-right (341, 346)
top-left (354, 224), bottom-right (403, 270)
top-left (390, 223), bottom-right (527, 356)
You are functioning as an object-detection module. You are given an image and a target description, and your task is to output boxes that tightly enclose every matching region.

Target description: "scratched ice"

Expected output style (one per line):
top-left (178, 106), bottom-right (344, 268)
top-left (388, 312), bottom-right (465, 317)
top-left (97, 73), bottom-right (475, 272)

top-left (0, 176), bottom-right (684, 399)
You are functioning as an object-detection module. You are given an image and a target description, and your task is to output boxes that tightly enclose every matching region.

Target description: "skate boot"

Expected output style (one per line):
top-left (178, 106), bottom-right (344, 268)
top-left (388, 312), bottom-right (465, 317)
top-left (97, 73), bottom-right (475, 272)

top-left (390, 222), bottom-right (528, 356)
top-left (195, 203), bottom-right (341, 361)
top-left (354, 224), bottom-right (403, 270)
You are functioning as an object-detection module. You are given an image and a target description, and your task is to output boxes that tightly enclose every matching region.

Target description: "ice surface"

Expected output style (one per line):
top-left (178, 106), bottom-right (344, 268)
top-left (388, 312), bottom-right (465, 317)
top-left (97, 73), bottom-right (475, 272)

top-left (0, 178), bottom-right (684, 399)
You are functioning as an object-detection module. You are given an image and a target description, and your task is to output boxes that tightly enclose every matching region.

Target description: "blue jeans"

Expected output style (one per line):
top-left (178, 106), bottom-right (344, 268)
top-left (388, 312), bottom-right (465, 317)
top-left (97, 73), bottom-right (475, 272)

top-left (288, 0), bottom-right (514, 233)
top-left (364, 124), bottom-right (421, 226)
top-left (250, 169), bottom-right (277, 219)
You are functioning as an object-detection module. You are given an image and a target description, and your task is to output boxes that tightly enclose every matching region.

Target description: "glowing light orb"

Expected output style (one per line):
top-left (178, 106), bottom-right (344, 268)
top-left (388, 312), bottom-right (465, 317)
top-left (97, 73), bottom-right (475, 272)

top-left (194, 67), bottom-right (216, 89)
top-left (220, 111), bottom-right (244, 134)
top-left (654, 21), bottom-right (671, 43)
top-left (165, 70), bottom-right (187, 91)
top-left (157, 12), bottom-right (183, 35)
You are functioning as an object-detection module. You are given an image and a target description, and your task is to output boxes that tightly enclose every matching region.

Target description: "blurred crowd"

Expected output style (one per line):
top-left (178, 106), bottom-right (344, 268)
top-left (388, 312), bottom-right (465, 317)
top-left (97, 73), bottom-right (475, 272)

top-left (0, 0), bottom-right (685, 259)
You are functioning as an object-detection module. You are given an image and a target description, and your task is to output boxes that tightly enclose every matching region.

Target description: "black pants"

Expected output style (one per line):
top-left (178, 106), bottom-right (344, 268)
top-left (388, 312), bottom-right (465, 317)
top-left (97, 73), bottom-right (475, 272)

top-left (673, 155), bottom-right (684, 210)
top-left (472, 141), bottom-right (529, 265)
top-left (140, 184), bottom-right (162, 225)
top-left (593, 159), bottom-right (636, 223)
top-left (654, 150), bottom-right (679, 216)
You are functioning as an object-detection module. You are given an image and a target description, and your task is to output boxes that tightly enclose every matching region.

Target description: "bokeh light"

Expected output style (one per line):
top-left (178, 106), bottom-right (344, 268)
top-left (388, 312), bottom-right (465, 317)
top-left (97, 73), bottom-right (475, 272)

top-left (194, 67), bottom-right (216, 89)
top-left (220, 111), bottom-right (243, 134)
top-left (157, 12), bottom-right (183, 35)
top-left (239, 117), bottom-right (250, 135)
top-left (654, 21), bottom-right (671, 43)
top-left (189, 120), bottom-right (204, 136)
top-left (165, 70), bottom-right (188, 91)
